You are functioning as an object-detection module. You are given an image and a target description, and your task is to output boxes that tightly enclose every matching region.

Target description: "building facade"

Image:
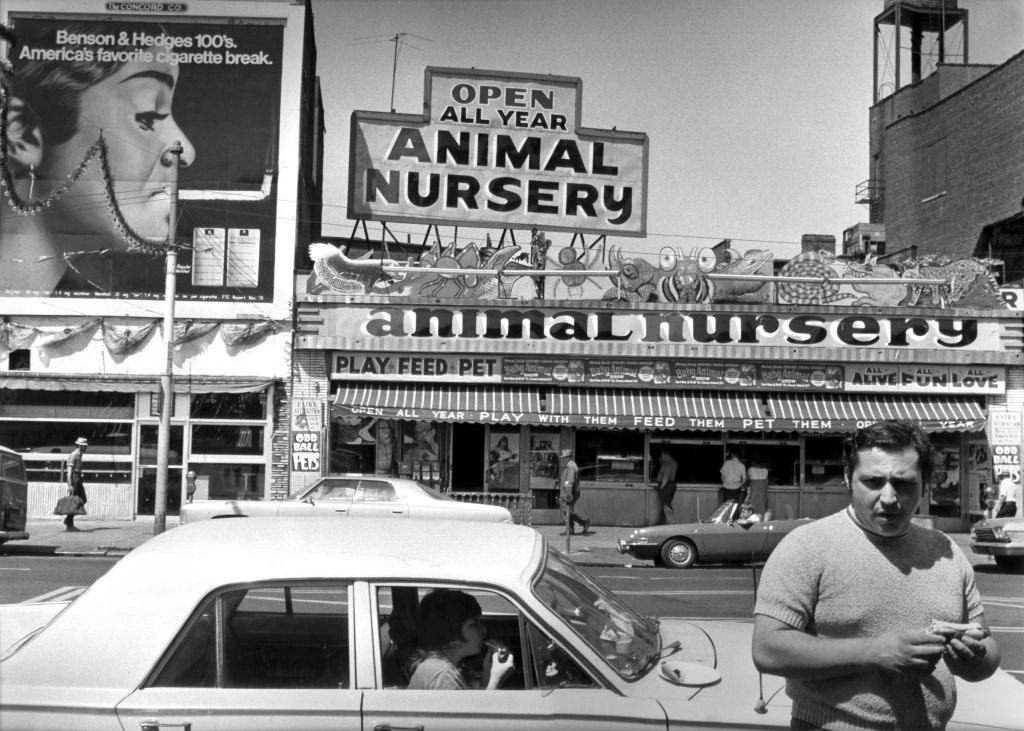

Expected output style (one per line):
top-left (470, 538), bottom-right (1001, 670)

top-left (0, 0), bottom-right (322, 519)
top-left (292, 237), bottom-right (1017, 532)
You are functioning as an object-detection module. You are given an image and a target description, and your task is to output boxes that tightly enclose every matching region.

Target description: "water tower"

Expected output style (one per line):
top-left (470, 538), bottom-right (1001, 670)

top-left (873, 0), bottom-right (968, 103)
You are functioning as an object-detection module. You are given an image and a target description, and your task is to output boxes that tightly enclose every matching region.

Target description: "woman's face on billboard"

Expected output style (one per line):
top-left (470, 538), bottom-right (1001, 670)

top-left (41, 52), bottom-right (196, 245)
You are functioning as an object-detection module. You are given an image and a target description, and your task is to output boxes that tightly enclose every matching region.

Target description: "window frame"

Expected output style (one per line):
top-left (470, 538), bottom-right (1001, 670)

top-left (144, 580), bottom-right (354, 690)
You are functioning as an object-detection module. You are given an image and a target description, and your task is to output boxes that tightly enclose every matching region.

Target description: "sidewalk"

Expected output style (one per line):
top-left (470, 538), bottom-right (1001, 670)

top-left (2, 517), bottom-right (988, 568)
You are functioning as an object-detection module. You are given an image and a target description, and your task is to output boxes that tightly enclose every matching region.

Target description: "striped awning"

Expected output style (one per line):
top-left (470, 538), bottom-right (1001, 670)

top-left (333, 383), bottom-right (542, 421)
top-left (545, 388), bottom-right (765, 430)
top-left (333, 384), bottom-right (766, 431)
top-left (765, 393), bottom-right (986, 432)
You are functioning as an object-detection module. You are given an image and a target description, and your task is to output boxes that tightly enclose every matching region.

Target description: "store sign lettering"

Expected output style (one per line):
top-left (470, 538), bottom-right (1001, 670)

top-left (349, 67), bottom-right (648, 236)
top-left (361, 307), bottom-right (982, 349)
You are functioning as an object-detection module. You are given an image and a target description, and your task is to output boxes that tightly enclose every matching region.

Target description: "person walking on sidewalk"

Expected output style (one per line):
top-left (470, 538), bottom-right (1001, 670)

top-left (61, 437), bottom-right (89, 531)
top-left (559, 449), bottom-right (589, 535)
top-left (654, 450), bottom-right (677, 525)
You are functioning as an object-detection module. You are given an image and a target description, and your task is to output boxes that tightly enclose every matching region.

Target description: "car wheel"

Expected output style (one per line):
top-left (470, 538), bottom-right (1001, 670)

top-left (994, 555), bottom-right (1024, 572)
top-left (660, 538), bottom-right (697, 569)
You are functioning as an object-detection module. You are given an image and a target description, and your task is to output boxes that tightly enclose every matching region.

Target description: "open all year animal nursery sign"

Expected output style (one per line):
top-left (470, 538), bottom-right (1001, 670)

top-left (349, 67), bottom-right (648, 235)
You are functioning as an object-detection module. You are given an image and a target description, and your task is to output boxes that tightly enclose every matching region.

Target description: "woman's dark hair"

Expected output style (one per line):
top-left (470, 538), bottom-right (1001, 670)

top-left (843, 420), bottom-right (935, 485)
top-left (415, 589), bottom-right (481, 652)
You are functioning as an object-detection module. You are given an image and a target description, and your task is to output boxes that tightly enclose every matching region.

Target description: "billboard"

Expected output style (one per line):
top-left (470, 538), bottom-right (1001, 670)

top-left (349, 67), bottom-right (648, 236)
top-left (0, 0), bottom-right (302, 312)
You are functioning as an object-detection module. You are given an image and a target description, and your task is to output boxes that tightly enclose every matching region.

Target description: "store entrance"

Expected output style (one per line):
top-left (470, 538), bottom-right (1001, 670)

top-left (451, 423), bottom-right (485, 491)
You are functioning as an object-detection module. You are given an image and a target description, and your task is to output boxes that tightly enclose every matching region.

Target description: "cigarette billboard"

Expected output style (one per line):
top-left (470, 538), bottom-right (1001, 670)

top-left (349, 67), bottom-right (649, 236)
top-left (0, 0), bottom-right (304, 316)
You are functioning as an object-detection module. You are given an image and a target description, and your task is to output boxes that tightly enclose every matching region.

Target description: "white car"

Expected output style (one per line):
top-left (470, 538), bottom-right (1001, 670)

top-left (1, 519), bottom-right (1019, 730)
top-left (180, 474), bottom-right (512, 524)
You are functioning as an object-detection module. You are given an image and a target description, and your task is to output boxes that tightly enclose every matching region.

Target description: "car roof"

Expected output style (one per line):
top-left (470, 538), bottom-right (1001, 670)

top-left (125, 517), bottom-right (543, 586)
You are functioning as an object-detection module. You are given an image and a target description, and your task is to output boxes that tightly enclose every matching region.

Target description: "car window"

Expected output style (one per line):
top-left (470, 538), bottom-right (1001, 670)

top-left (308, 478), bottom-right (357, 502)
top-left (149, 582), bottom-right (351, 689)
top-left (373, 583), bottom-right (594, 691)
top-left (355, 480), bottom-right (396, 502)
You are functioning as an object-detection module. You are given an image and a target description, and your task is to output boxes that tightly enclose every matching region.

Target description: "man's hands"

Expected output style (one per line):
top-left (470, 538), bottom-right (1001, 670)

top-left (871, 631), bottom-right (947, 675)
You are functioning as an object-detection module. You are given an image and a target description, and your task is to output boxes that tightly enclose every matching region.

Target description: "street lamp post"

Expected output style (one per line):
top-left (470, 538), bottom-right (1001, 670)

top-left (154, 141), bottom-right (183, 535)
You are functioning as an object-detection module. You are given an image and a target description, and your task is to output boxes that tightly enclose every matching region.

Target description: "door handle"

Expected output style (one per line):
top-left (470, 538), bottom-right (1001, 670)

top-left (335, 508), bottom-right (348, 513)
top-left (141, 722), bottom-right (191, 731)
top-left (372, 724), bottom-right (424, 731)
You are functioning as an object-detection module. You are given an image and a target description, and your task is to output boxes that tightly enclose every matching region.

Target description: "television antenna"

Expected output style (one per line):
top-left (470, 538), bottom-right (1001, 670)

top-left (348, 31), bottom-right (431, 112)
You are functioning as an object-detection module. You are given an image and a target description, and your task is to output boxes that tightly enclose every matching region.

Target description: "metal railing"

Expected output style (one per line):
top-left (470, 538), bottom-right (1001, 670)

top-left (447, 491), bottom-right (534, 526)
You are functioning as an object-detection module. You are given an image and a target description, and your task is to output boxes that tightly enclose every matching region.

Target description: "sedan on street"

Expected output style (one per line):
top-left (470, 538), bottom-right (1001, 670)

top-left (970, 515), bottom-right (1024, 571)
top-left (617, 501), bottom-right (812, 568)
top-left (2, 518), bottom-right (1018, 729)
top-left (179, 473), bottom-right (512, 524)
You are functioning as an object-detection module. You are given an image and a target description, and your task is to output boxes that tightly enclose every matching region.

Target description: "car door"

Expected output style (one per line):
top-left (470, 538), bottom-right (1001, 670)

top-left (277, 477), bottom-right (357, 517)
top-left (347, 479), bottom-right (408, 518)
top-left (697, 507), bottom-right (769, 561)
top-left (360, 583), bottom-right (665, 730)
top-left (116, 582), bottom-right (361, 730)
top-left (759, 518), bottom-right (803, 558)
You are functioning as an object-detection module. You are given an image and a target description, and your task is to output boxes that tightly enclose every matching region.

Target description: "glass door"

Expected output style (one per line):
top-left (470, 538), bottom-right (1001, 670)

top-left (137, 424), bottom-right (184, 516)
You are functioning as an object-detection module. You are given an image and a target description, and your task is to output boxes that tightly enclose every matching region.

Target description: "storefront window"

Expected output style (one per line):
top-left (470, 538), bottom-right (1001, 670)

top-left (330, 415), bottom-right (378, 473)
top-left (741, 444), bottom-right (801, 488)
top-left (529, 430), bottom-right (562, 508)
top-left (187, 463), bottom-right (265, 501)
top-left (650, 442), bottom-right (722, 485)
top-left (804, 436), bottom-right (845, 488)
top-left (577, 431), bottom-right (644, 483)
top-left (399, 421), bottom-right (442, 485)
top-left (190, 393), bottom-right (266, 419)
top-left (0, 421), bottom-right (133, 482)
top-left (190, 425), bottom-right (264, 456)
top-left (930, 436), bottom-right (962, 518)
top-left (486, 427), bottom-right (520, 492)
top-left (139, 424), bottom-right (184, 465)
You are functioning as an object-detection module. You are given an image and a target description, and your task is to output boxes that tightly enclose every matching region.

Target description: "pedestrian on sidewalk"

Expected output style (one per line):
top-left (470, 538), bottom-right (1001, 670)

top-left (654, 450), bottom-right (677, 525)
top-left (57, 437), bottom-right (89, 531)
top-left (559, 449), bottom-right (589, 535)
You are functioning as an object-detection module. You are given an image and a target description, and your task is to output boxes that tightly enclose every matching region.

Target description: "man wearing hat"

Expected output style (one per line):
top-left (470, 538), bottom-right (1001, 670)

top-left (559, 448), bottom-right (589, 535)
top-left (62, 437), bottom-right (89, 531)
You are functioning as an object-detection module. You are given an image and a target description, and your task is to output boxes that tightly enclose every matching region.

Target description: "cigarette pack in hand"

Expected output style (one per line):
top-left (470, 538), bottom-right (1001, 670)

top-left (928, 620), bottom-right (982, 640)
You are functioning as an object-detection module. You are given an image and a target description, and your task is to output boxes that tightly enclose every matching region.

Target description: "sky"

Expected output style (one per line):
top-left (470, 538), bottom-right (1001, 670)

top-left (311, 0), bottom-right (1024, 260)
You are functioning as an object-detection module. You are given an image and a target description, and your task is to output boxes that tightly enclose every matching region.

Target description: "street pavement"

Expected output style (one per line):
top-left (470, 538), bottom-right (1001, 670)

top-left (5, 517), bottom-right (992, 569)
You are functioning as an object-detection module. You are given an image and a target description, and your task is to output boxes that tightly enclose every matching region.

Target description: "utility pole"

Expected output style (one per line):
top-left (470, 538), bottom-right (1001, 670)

top-left (389, 32), bottom-right (405, 112)
top-left (154, 141), bottom-right (183, 535)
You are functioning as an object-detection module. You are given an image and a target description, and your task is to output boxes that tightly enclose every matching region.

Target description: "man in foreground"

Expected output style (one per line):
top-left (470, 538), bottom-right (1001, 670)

top-left (752, 420), bottom-right (999, 730)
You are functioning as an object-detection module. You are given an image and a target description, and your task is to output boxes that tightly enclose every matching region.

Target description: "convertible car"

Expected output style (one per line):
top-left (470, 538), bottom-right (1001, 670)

top-left (970, 515), bottom-right (1024, 571)
top-left (2, 518), bottom-right (1017, 730)
top-left (617, 501), bottom-right (812, 568)
top-left (180, 473), bottom-right (512, 524)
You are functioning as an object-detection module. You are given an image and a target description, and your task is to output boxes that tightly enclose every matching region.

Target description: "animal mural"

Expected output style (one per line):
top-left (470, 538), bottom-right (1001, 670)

top-left (306, 241), bottom-right (534, 299)
top-left (306, 237), bottom-right (1006, 309)
top-left (897, 256), bottom-right (1004, 308)
top-left (776, 250), bottom-right (904, 306)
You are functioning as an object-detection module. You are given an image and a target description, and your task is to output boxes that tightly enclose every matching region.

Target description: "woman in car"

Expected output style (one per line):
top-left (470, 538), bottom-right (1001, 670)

top-left (407, 588), bottom-right (514, 690)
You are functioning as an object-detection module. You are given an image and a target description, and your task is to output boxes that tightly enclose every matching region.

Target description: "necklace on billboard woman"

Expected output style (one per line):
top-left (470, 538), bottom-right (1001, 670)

top-left (0, 37), bottom-right (168, 256)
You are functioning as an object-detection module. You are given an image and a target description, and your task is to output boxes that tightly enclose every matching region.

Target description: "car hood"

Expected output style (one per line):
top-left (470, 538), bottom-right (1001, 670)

top-left (637, 619), bottom-right (1021, 730)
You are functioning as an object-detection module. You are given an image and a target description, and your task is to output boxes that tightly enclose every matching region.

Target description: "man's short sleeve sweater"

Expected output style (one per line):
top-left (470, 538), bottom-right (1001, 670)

top-left (754, 509), bottom-right (983, 730)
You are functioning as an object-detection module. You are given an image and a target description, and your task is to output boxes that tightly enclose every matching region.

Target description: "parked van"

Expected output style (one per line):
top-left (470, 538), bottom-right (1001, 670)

top-left (0, 445), bottom-right (29, 543)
